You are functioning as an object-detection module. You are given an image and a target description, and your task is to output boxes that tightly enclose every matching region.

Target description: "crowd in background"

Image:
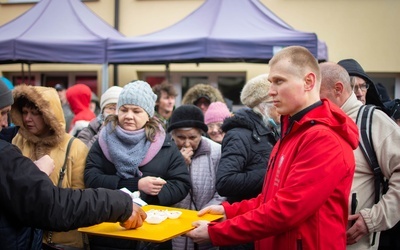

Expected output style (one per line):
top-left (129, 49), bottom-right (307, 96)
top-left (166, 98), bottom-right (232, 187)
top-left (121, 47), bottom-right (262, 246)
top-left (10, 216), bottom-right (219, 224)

top-left (1, 45), bottom-right (400, 250)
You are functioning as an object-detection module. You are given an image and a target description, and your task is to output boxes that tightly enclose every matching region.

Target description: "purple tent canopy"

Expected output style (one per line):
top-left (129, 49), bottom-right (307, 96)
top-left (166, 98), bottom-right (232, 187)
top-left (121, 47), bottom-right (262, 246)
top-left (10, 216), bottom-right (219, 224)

top-left (0, 0), bottom-right (124, 64)
top-left (108, 0), bottom-right (328, 64)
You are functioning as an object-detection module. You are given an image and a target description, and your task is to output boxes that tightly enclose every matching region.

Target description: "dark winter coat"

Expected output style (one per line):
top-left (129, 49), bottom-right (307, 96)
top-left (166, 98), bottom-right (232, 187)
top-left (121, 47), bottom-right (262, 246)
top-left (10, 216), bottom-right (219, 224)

top-left (0, 140), bottom-right (133, 250)
top-left (217, 108), bottom-right (277, 203)
top-left (84, 134), bottom-right (190, 250)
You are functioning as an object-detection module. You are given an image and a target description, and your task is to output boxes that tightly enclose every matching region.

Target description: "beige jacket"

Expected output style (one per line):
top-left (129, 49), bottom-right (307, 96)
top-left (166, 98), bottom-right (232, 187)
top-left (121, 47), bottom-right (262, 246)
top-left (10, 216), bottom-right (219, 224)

top-left (11, 85), bottom-right (88, 248)
top-left (343, 94), bottom-right (400, 250)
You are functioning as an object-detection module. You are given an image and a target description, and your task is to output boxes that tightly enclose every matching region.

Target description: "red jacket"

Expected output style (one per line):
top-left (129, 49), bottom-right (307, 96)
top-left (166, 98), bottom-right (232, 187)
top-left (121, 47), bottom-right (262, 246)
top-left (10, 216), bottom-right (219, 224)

top-left (208, 99), bottom-right (359, 250)
top-left (66, 84), bottom-right (95, 131)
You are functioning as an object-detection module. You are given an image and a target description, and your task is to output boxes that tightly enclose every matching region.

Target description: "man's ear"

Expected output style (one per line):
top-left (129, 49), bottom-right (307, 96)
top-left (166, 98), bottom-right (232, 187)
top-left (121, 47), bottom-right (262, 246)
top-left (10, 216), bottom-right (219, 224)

top-left (334, 82), bottom-right (344, 95)
top-left (304, 72), bottom-right (316, 91)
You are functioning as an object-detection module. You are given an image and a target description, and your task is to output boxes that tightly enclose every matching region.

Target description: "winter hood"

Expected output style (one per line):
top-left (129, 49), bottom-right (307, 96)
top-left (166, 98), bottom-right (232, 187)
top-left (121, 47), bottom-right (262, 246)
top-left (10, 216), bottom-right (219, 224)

top-left (181, 83), bottom-right (225, 105)
top-left (11, 85), bottom-right (65, 147)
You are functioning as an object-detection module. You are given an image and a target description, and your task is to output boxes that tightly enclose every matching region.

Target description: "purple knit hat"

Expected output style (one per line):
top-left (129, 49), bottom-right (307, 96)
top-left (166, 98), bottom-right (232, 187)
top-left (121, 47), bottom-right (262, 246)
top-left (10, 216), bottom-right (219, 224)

top-left (204, 101), bottom-right (230, 125)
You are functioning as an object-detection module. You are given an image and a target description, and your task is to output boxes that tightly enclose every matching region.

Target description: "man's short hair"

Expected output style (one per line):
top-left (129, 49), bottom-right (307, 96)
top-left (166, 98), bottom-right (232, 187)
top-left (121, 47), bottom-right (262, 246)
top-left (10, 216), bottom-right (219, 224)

top-left (270, 46), bottom-right (321, 83)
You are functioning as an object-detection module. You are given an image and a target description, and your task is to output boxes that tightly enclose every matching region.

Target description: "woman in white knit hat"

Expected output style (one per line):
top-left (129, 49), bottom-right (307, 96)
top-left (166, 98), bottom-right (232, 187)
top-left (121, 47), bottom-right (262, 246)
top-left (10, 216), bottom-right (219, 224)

top-left (84, 80), bottom-right (190, 250)
top-left (77, 85), bottom-right (123, 148)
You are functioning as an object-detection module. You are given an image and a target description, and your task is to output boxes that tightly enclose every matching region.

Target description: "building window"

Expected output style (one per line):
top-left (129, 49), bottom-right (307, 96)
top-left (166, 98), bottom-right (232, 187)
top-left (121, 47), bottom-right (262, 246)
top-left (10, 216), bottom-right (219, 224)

top-left (217, 76), bottom-right (245, 105)
top-left (12, 76), bottom-right (35, 86)
top-left (181, 76), bottom-right (208, 98)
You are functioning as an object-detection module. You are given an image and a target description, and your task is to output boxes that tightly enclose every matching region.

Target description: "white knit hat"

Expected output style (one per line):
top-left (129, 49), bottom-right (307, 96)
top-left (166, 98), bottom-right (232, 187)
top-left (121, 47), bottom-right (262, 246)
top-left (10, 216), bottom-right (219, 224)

top-left (240, 74), bottom-right (272, 108)
top-left (117, 81), bottom-right (157, 117)
top-left (100, 86), bottom-right (123, 112)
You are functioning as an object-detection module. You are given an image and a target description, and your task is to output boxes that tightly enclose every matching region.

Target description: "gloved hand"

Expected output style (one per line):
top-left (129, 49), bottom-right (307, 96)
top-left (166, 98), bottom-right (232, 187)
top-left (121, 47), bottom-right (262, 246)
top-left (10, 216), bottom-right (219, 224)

top-left (120, 203), bottom-right (147, 229)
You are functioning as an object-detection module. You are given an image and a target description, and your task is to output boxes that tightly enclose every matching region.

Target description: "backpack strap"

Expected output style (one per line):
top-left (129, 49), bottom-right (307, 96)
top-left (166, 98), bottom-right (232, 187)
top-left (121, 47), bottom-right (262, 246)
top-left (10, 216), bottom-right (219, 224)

top-left (356, 105), bottom-right (383, 246)
top-left (356, 105), bottom-right (382, 204)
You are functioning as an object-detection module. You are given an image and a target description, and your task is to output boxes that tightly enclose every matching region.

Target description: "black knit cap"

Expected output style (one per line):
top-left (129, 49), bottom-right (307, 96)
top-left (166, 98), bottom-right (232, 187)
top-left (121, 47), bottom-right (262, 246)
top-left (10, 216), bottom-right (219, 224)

top-left (338, 59), bottom-right (384, 108)
top-left (167, 104), bottom-right (208, 133)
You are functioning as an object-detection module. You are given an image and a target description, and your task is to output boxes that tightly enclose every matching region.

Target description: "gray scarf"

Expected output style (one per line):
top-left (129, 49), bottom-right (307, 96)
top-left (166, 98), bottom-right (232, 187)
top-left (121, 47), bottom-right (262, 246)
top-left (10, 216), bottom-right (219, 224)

top-left (99, 122), bottom-right (150, 179)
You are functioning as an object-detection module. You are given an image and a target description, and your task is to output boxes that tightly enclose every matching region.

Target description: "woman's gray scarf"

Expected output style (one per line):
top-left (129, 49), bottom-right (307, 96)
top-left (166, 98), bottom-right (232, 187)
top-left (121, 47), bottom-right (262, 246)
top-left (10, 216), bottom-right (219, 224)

top-left (99, 122), bottom-right (150, 178)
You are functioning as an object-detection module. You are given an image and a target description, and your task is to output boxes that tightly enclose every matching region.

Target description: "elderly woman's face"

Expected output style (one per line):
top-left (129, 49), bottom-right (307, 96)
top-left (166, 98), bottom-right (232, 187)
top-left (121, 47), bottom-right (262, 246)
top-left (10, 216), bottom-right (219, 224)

top-left (172, 128), bottom-right (202, 151)
top-left (118, 104), bottom-right (149, 131)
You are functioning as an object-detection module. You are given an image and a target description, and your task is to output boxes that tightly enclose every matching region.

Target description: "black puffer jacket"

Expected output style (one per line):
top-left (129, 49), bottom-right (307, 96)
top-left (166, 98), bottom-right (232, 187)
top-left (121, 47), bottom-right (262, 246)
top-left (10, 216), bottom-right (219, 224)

top-left (85, 134), bottom-right (190, 250)
top-left (85, 134), bottom-right (190, 205)
top-left (0, 140), bottom-right (134, 250)
top-left (216, 108), bottom-right (278, 203)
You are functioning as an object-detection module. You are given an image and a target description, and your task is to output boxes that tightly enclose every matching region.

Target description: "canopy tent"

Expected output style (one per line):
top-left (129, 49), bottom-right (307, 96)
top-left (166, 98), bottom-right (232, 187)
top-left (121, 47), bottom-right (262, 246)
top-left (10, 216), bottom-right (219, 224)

top-left (0, 0), bottom-right (124, 64)
top-left (108, 0), bottom-right (328, 64)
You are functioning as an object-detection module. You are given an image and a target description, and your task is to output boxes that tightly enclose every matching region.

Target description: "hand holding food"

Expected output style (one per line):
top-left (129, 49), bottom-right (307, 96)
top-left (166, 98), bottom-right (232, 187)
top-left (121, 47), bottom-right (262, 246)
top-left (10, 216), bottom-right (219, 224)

top-left (138, 176), bottom-right (167, 196)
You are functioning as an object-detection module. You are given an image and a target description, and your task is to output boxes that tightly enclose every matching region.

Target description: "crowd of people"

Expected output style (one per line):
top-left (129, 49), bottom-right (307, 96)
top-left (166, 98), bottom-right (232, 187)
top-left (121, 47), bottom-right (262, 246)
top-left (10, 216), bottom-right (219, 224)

top-left (1, 45), bottom-right (400, 250)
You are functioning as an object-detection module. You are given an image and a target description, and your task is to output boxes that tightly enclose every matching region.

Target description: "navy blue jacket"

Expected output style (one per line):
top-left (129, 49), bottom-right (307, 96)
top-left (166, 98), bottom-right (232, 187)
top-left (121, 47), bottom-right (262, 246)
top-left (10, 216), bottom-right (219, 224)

top-left (216, 108), bottom-right (277, 203)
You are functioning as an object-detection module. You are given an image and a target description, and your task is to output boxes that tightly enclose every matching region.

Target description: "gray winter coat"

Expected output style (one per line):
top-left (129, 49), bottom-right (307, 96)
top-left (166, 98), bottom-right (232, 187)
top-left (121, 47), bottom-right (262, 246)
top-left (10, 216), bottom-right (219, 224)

top-left (172, 137), bottom-right (225, 250)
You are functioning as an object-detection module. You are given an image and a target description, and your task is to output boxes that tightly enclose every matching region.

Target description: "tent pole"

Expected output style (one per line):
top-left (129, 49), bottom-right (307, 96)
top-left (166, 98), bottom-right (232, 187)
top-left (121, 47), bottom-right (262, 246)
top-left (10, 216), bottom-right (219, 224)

top-left (21, 63), bottom-right (25, 84)
top-left (113, 65), bottom-right (118, 86)
top-left (165, 63), bottom-right (171, 83)
top-left (102, 63), bottom-right (109, 94)
top-left (28, 63), bottom-right (31, 85)
top-left (113, 0), bottom-right (120, 86)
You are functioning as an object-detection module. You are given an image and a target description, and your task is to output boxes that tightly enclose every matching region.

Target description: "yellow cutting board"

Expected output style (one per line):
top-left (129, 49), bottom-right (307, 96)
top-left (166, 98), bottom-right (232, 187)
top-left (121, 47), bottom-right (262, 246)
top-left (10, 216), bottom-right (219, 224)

top-left (78, 205), bottom-right (223, 243)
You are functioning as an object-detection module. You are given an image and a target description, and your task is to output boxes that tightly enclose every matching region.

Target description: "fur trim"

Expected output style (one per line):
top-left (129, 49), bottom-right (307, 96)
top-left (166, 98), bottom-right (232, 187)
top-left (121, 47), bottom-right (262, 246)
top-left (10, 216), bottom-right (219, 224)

top-left (181, 83), bottom-right (226, 105)
top-left (221, 114), bottom-right (254, 133)
top-left (11, 85), bottom-right (65, 157)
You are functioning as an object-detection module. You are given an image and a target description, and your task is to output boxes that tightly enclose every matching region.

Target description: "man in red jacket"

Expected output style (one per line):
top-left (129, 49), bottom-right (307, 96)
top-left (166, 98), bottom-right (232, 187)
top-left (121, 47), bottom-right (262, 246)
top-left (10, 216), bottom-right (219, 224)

top-left (187, 46), bottom-right (359, 249)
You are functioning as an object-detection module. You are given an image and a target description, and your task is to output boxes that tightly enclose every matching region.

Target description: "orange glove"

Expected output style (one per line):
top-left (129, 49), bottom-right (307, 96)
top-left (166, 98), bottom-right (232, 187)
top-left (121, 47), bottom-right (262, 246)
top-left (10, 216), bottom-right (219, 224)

top-left (120, 203), bottom-right (147, 229)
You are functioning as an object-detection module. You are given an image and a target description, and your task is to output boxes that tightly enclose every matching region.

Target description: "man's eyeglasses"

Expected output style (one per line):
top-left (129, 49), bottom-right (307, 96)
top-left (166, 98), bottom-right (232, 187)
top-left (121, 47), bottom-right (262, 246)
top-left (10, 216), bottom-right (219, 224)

top-left (353, 83), bottom-right (369, 92)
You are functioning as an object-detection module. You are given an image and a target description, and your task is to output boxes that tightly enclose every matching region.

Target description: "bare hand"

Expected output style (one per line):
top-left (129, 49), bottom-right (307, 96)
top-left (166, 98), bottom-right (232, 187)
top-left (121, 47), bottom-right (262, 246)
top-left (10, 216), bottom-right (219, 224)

top-left (138, 176), bottom-right (167, 196)
top-left (34, 155), bottom-right (55, 176)
top-left (186, 220), bottom-right (211, 244)
top-left (346, 213), bottom-right (369, 245)
top-left (180, 147), bottom-right (194, 166)
top-left (120, 203), bottom-right (147, 229)
top-left (198, 205), bottom-right (226, 220)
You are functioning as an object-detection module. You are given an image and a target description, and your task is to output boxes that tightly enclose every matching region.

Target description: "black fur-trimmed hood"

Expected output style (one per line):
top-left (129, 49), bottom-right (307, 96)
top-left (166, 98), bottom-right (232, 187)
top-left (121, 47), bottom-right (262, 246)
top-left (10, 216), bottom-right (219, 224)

top-left (221, 108), bottom-right (272, 138)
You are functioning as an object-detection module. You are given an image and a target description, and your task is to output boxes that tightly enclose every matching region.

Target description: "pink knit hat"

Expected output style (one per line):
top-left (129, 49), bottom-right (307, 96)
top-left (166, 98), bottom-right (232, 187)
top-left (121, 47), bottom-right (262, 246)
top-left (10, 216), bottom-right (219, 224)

top-left (204, 101), bottom-right (231, 125)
